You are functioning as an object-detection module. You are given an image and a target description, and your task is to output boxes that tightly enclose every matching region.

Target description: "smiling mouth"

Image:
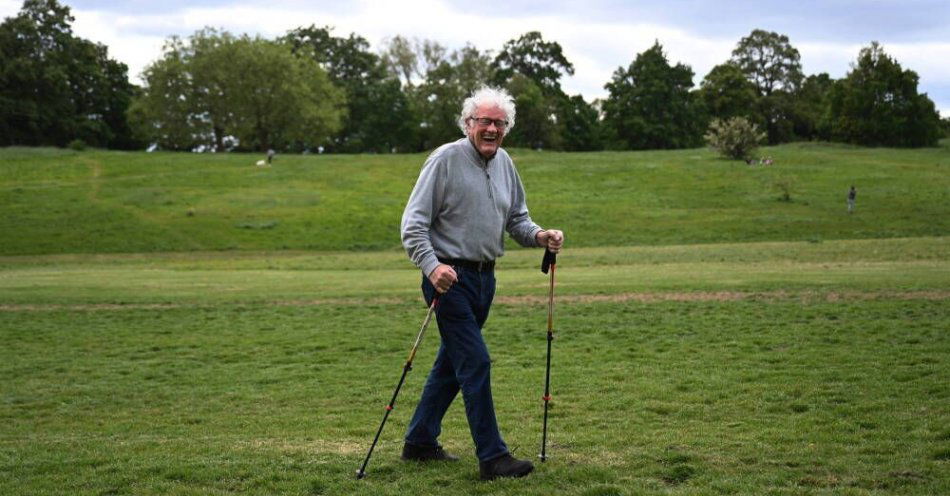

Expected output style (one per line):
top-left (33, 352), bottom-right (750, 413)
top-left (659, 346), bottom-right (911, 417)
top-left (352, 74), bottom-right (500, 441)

top-left (480, 134), bottom-right (498, 143)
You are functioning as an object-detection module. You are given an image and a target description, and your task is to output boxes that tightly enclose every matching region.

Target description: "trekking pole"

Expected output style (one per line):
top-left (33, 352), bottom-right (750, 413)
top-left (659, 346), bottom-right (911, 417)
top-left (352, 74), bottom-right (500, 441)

top-left (356, 296), bottom-right (439, 480)
top-left (539, 249), bottom-right (556, 462)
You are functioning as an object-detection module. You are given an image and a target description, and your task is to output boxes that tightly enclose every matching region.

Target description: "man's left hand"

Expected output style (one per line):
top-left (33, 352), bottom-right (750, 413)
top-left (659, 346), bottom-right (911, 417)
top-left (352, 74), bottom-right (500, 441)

top-left (536, 229), bottom-right (564, 253)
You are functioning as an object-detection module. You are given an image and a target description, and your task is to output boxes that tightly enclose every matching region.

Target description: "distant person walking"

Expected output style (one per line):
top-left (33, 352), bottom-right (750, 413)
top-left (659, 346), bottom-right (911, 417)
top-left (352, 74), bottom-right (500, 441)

top-left (847, 185), bottom-right (857, 213)
top-left (267, 149), bottom-right (276, 165)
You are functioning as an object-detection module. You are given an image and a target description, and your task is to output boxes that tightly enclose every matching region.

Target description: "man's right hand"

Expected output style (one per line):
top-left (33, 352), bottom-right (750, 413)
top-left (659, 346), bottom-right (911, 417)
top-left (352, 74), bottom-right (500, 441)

top-left (428, 264), bottom-right (458, 293)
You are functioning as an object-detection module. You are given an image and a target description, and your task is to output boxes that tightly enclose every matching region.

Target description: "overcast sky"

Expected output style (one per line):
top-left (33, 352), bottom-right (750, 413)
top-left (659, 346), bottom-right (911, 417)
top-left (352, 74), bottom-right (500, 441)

top-left (3, 0), bottom-right (949, 116)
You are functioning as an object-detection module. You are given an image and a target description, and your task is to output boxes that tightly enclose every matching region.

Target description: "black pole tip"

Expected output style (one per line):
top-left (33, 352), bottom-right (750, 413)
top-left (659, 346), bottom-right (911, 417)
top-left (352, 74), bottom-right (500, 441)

top-left (355, 470), bottom-right (366, 480)
top-left (539, 454), bottom-right (548, 462)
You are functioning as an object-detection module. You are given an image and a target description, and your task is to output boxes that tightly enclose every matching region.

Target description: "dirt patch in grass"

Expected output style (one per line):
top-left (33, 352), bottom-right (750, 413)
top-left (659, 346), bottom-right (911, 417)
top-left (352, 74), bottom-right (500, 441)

top-left (496, 290), bottom-right (950, 305)
top-left (243, 438), bottom-right (363, 455)
top-left (2, 290), bottom-right (947, 312)
top-left (0, 302), bottom-right (186, 312)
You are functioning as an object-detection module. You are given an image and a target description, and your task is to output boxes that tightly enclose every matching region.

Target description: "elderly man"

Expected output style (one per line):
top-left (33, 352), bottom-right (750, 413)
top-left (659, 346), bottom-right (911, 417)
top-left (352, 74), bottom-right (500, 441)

top-left (400, 86), bottom-right (564, 480)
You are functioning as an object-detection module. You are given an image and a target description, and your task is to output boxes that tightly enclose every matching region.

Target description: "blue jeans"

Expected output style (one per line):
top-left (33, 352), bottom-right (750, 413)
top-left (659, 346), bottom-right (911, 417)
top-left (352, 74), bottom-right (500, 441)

top-left (404, 267), bottom-right (509, 462)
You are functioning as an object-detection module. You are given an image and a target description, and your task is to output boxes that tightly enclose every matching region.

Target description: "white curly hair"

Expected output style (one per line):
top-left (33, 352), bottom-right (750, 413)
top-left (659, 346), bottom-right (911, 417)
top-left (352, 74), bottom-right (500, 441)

top-left (457, 86), bottom-right (516, 135)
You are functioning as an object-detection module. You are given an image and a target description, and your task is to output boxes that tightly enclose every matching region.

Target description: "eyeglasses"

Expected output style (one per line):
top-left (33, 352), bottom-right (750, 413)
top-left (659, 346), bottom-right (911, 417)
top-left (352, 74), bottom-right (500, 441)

top-left (469, 117), bottom-right (509, 130)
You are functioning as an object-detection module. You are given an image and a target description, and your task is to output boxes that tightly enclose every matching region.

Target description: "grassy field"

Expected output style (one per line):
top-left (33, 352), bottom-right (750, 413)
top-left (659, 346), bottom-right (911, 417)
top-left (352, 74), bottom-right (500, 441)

top-left (1, 144), bottom-right (948, 494)
top-left (2, 238), bottom-right (948, 495)
top-left (0, 141), bottom-right (948, 255)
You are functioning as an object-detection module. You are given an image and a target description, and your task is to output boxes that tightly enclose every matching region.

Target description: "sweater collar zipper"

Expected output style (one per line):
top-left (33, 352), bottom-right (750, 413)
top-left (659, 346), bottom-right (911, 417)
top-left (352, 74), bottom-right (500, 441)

top-left (465, 137), bottom-right (494, 199)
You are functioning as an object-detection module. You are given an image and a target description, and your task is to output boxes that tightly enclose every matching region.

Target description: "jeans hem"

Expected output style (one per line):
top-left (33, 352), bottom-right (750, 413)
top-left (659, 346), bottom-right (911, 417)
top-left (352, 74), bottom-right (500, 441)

top-left (478, 449), bottom-right (509, 463)
top-left (404, 438), bottom-right (440, 448)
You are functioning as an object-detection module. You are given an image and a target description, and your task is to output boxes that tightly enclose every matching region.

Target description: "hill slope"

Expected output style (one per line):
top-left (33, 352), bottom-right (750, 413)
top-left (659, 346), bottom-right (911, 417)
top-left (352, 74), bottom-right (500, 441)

top-left (1, 142), bottom-right (947, 255)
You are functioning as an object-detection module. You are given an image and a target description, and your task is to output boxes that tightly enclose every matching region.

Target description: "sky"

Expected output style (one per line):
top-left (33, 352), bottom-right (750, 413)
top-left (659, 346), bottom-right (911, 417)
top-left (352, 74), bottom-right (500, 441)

top-left (2, 0), bottom-right (949, 117)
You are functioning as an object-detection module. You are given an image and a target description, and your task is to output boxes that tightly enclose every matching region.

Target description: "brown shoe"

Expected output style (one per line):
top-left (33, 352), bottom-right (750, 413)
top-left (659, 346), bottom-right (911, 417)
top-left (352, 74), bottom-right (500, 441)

top-left (479, 453), bottom-right (534, 480)
top-left (401, 443), bottom-right (460, 462)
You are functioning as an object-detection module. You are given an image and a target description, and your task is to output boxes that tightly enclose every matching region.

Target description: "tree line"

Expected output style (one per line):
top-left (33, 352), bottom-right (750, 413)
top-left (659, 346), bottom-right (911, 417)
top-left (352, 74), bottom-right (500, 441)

top-left (2, 0), bottom-right (947, 152)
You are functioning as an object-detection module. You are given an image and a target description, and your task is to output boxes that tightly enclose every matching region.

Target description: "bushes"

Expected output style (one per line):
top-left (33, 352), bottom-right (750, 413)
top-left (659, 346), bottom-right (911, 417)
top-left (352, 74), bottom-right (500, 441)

top-left (704, 117), bottom-right (766, 160)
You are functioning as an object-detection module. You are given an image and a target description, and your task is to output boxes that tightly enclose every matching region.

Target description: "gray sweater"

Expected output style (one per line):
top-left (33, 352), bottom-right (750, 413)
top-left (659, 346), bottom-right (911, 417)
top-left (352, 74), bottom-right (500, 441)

top-left (401, 138), bottom-right (542, 276)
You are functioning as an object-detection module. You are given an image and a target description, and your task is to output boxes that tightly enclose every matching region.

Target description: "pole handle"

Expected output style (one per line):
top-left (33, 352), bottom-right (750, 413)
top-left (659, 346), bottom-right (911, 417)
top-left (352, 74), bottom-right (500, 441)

top-left (541, 249), bottom-right (557, 274)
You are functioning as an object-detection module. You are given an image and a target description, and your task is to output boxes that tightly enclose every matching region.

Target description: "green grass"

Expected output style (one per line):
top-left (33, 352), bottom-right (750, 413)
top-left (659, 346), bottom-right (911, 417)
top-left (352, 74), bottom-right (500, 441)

top-left (2, 239), bottom-right (948, 495)
top-left (0, 237), bottom-right (946, 305)
top-left (1, 143), bottom-right (948, 493)
top-left (1, 142), bottom-right (947, 255)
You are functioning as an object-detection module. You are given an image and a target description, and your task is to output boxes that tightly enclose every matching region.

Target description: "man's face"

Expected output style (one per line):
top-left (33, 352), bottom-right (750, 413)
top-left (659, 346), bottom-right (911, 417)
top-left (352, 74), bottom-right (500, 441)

top-left (466, 105), bottom-right (507, 159)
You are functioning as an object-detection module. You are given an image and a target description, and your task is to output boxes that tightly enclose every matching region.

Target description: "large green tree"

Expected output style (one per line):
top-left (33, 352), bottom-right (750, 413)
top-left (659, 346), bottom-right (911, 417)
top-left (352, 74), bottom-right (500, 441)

top-left (0, 0), bottom-right (139, 148)
top-left (131, 29), bottom-right (344, 151)
top-left (698, 63), bottom-right (759, 122)
top-left (792, 73), bottom-right (834, 140)
top-left (827, 42), bottom-right (941, 147)
top-left (408, 42), bottom-right (495, 151)
top-left (285, 25), bottom-right (413, 152)
top-left (451, 44), bottom-right (495, 95)
top-left (730, 29), bottom-right (803, 96)
top-left (186, 29), bottom-right (250, 151)
top-left (413, 58), bottom-right (461, 150)
top-left (379, 35), bottom-right (418, 87)
top-left (227, 37), bottom-right (345, 151)
top-left (127, 37), bottom-right (204, 151)
top-left (730, 29), bottom-right (804, 144)
top-left (491, 31), bottom-right (586, 150)
top-left (602, 42), bottom-right (703, 150)
top-left (559, 95), bottom-right (604, 151)
top-left (503, 74), bottom-right (560, 150)
top-left (491, 31), bottom-right (574, 97)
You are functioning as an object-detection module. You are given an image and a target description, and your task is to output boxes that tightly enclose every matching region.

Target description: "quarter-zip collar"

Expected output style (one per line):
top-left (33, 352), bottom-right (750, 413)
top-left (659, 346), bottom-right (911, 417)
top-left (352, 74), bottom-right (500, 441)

top-left (462, 137), bottom-right (495, 200)
top-left (465, 136), bottom-right (495, 169)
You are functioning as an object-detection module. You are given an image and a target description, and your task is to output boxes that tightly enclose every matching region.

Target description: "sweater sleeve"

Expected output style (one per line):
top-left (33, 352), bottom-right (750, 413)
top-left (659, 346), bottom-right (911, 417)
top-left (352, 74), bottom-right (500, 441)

top-left (401, 153), bottom-right (444, 276)
top-left (505, 163), bottom-right (543, 248)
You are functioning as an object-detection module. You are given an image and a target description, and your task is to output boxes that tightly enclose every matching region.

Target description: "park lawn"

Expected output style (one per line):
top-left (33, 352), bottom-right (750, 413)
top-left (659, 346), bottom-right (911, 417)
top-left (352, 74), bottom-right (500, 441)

top-left (1, 141), bottom-right (948, 255)
top-left (1, 239), bottom-right (948, 495)
top-left (2, 142), bottom-right (947, 494)
top-left (0, 237), bottom-right (946, 306)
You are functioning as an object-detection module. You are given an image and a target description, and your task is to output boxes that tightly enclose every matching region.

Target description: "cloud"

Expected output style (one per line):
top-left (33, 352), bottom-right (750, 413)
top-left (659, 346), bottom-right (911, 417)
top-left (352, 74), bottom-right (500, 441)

top-left (2, 0), bottom-right (947, 115)
top-left (0, 0), bottom-right (20, 18)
